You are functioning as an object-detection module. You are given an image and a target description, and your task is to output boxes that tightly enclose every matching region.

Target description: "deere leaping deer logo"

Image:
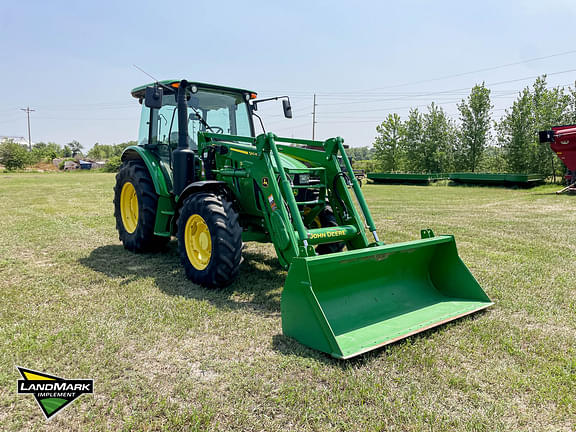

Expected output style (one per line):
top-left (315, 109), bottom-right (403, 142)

top-left (16, 366), bottom-right (93, 419)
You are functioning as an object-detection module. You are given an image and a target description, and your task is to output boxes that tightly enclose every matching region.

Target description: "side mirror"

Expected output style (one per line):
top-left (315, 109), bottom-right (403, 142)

top-left (282, 99), bottom-right (292, 119)
top-left (538, 130), bottom-right (554, 143)
top-left (144, 86), bottom-right (163, 109)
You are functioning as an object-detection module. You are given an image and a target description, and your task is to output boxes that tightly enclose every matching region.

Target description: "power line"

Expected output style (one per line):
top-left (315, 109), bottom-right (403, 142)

top-left (20, 107), bottom-right (35, 150)
top-left (312, 94), bottom-right (317, 140)
top-left (258, 48), bottom-right (576, 95)
top-left (270, 121), bottom-right (311, 132)
top-left (315, 68), bottom-right (576, 107)
top-left (309, 76), bottom-right (576, 125)
top-left (317, 93), bottom-right (522, 116)
top-left (340, 49), bottom-right (576, 93)
top-left (313, 81), bottom-right (575, 120)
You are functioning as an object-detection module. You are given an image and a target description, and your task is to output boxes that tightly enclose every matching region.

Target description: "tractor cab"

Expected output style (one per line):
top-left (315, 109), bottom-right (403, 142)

top-left (131, 80), bottom-right (262, 191)
top-left (132, 80), bottom-right (257, 150)
top-left (130, 80), bottom-right (296, 196)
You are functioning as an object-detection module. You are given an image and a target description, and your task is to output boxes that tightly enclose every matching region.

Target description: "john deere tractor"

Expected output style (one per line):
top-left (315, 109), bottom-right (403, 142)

top-left (114, 79), bottom-right (492, 359)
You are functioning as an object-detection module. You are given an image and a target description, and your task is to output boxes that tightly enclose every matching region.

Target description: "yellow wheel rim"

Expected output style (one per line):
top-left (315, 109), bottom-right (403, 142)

top-left (120, 182), bottom-right (139, 234)
top-left (184, 214), bottom-right (212, 270)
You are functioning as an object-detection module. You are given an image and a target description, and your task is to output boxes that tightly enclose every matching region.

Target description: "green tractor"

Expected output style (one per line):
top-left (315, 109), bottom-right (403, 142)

top-left (114, 79), bottom-right (492, 359)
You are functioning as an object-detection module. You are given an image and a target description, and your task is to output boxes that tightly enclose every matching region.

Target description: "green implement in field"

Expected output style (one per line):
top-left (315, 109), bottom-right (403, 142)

top-left (449, 173), bottom-right (544, 187)
top-left (282, 234), bottom-right (492, 359)
top-left (367, 173), bottom-right (448, 184)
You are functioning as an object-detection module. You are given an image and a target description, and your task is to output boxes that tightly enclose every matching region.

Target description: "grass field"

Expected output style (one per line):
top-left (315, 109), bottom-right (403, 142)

top-left (1, 171), bottom-right (575, 431)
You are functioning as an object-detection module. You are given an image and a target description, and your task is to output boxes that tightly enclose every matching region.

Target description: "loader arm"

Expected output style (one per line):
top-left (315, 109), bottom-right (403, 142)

top-left (198, 132), bottom-right (379, 264)
top-left (198, 131), bottom-right (493, 359)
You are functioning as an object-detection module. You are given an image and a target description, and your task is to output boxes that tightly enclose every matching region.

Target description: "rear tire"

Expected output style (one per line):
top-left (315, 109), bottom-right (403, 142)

top-left (315, 208), bottom-right (346, 255)
top-left (113, 160), bottom-right (169, 252)
top-left (177, 193), bottom-right (243, 288)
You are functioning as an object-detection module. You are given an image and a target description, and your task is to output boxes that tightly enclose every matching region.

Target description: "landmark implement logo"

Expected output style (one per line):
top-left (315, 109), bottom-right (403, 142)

top-left (16, 366), bottom-right (93, 419)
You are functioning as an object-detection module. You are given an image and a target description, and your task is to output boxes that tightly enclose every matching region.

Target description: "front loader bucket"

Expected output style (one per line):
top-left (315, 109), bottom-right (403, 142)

top-left (281, 235), bottom-right (493, 359)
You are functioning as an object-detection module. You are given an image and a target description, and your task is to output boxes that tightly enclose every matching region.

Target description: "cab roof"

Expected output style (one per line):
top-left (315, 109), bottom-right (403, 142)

top-left (131, 80), bottom-right (256, 99)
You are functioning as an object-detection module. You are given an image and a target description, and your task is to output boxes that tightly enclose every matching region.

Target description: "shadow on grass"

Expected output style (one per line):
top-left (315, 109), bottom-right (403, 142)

top-left (532, 193), bottom-right (561, 196)
top-left (531, 190), bottom-right (572, 196)
top-left (447, 181), bottom-right (539, 190)
top-left (78, 242), bottom-right (286, 314)
top-left (80, 243), bottom-right (491, 363)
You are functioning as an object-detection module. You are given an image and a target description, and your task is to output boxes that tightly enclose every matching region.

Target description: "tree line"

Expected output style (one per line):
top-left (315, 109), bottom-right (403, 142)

top-left (2, 76), bottom-right (574, 176)
top-left (0, 140), bottom-right (134, 171)
top-left (368, 76), bottom-right (576, 176)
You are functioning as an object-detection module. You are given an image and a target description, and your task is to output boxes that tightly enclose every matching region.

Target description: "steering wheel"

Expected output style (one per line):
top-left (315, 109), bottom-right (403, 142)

top-left (210, 126), bottom-right (224, 134)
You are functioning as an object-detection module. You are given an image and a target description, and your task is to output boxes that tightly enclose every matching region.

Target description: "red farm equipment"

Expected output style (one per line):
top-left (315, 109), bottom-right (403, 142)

top-left (540, 125), bottom-right (576, 194)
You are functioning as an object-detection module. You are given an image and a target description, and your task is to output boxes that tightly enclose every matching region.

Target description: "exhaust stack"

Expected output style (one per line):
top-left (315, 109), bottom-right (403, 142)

top-left (173, 80), bottom-right (196, 196)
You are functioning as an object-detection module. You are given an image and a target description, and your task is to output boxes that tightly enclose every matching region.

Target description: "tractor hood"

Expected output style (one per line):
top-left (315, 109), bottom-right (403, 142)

top-left (275, 153), bottom-right (308, 171)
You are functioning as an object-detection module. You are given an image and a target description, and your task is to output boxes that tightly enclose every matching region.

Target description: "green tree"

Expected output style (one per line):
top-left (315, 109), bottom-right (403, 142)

top-left (476, 145), bottom-right (507, 173)
top-left (30, 142), bottom-right (63, 163)
top-left (498, 76), bottom-right (569, 175)
top-left (351, 159), bottom-right (380, 172)
top-left (497, 88), bottom-right (534, 173)
top-left (67, 140), bottom-right (83, 157)
top-left (531, 77), bottom-right (569, 177)
top-left (87, 143), bottom-right (106, 160)
top-left (103, 156), bottom-right (122, 172)
top-left (564, 82), bottom-right (576, 124)
top-left (402, 108), bottom-right (424, 171)
top-left (0, 140), bottom-right (30, 170)
top-left (457, 83), bottom-right (492, 172)
top-left (346, 146), bottom-right (375, 161)
top-left (113, 141), bottom-right (135, 156)
top-left (87, 141), bottom-right (135, 160)
top-left (421, 103), bottom-right (456, 173)
top-left (61, 145), bottom-right (71, 157)
top-left (373, 113), bottom-right (405, 171)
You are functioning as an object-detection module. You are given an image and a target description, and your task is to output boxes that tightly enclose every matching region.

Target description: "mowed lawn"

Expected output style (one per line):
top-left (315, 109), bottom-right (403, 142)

top-left (1, 172), bottom-right (575, 431)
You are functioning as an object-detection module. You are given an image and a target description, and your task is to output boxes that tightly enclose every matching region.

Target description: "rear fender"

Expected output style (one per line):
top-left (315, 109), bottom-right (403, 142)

top-left (121, 146), bottom-right (174, 237)
top-left (121, 146), bottom-right (171, 197)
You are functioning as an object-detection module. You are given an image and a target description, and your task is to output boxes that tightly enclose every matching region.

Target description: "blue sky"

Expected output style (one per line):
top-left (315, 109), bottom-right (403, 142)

top-left (1, 0), bottom-right (576, 149)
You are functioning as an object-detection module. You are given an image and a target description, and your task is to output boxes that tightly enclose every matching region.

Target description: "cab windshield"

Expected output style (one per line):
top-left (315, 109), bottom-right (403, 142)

top-left (139, 89), bottom-right (252, 149)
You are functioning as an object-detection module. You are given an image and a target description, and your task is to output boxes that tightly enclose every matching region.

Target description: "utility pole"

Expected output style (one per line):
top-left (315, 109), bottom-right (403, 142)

top-left (20, 107), bottom-right (35, 151)
top-left (312, 94), bottom-right (317, 141)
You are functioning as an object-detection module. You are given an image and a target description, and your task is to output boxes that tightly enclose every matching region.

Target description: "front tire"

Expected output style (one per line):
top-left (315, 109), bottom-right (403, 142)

top-left (177, 193), bottom-right (243, 288)
top-left (113, 160), bottom-right (169, 252)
